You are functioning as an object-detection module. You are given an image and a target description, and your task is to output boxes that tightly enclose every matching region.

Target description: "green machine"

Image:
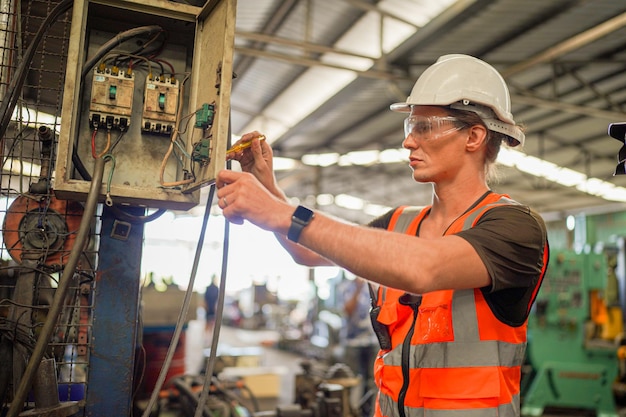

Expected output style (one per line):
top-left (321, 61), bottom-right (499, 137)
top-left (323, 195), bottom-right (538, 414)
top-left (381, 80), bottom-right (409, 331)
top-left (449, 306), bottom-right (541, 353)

top-left (522, 250), bottom-right (622, 417)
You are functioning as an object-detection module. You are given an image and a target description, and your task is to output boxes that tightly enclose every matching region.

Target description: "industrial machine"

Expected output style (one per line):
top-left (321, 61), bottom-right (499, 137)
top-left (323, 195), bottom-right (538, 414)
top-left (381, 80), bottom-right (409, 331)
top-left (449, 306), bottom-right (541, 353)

top-left (157, 359), bottom-right (361, 417)
top-left (522, 249), bottom-right (624, 417)
top-left (0, 0), bottom-right (236, 415)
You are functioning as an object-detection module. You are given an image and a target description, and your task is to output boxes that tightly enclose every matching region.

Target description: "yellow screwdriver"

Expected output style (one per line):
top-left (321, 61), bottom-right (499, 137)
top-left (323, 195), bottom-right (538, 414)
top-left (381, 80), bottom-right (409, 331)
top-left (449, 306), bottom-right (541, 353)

top-left (225, 135), bottom-right (266, 158)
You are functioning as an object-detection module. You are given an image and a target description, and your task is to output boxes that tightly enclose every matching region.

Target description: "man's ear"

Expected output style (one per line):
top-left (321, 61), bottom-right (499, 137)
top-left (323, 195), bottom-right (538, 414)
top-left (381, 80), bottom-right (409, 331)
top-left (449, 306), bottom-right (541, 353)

top-left (465, 124), bottom-right (488, 152)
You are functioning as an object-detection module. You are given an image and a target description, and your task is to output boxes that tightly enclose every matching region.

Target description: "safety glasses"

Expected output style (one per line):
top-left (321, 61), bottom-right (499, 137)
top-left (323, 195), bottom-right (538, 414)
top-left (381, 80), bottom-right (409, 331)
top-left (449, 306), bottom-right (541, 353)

top-left (404, 115), bottom-right (465, 141)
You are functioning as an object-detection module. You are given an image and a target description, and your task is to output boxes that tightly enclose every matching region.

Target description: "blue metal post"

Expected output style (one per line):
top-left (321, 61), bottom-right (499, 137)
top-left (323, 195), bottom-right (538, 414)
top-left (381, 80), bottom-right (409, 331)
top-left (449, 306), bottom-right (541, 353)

top-left (85, 206), bottom-right (144, 416)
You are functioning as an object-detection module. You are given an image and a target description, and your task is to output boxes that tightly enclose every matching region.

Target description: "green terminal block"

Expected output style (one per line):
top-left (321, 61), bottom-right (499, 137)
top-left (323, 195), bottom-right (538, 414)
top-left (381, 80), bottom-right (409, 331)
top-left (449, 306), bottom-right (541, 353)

top-left (195, 103), bottom-right (215, 129)
top-left (192, 138), bottom-right (211, 164)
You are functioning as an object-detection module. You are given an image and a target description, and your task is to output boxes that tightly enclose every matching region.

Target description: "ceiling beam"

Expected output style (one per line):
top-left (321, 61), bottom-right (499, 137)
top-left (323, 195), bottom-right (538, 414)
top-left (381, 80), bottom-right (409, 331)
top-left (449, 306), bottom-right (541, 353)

top-left (340, 0), bottom-right (419, 29)
top-left (502, 12), bottom-right (626, 77)
top-left (235, 31), bottom-right (377, 61)
top-left (233, 0), bottom-right (300, 77)
top-left (512, 93), bottom-right (626, 121)
top-left (234, 46), bottom-right (409, 81)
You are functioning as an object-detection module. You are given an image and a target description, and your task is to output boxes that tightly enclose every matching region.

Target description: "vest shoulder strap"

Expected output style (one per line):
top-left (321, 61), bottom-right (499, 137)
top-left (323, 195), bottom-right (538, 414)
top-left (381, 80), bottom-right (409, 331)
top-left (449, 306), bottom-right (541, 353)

top-left (388, 206), bottom-right (427, 234)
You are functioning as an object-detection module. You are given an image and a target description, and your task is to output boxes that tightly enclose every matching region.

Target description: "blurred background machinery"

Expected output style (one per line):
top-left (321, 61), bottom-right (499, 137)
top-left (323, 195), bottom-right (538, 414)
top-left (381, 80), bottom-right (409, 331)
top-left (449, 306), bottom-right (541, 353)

top-left (522, 247), bottom-right (626, 417)
top-left (0, 0), bottom-right (235, 415)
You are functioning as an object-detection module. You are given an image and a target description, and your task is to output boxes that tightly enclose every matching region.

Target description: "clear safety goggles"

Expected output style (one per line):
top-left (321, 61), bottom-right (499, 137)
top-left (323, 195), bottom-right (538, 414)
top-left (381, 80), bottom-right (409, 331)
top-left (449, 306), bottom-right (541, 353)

top-left (403, 115), bottom-right (465, 141)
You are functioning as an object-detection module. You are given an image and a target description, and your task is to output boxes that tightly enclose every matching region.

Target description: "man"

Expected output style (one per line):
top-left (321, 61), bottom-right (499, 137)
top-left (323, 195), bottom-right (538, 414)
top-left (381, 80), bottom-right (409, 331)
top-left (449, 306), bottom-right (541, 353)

top-left (338, 275), bottom-right (377, 416)
top-left (204, 275), bottom-right (219, 337)
top-left (216, 54), bottom-right (548, 417)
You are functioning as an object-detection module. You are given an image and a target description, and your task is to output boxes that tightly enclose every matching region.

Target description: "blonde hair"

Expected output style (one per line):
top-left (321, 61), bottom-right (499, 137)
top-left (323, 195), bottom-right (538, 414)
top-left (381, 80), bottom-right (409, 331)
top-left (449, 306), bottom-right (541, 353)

top-left (446, 107), bottom-right (524, 183)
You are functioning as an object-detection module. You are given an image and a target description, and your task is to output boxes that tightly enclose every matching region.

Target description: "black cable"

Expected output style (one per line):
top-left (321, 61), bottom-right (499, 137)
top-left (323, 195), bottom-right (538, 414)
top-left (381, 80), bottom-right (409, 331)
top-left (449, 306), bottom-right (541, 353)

top-left (194, 120), bottom-right (233, 417)
top-left (80, 26), bottom-right (163, 83)
top-left (108, 206), bottom-right (166, 224)
top-left (0, 0), bottom-right (73, 141)
top-left (240, 385), bottom-right (261, 412)
top-left (212, 378), bottom-right (257, 415)
top-left (140, 183), bottom-right (217, 417)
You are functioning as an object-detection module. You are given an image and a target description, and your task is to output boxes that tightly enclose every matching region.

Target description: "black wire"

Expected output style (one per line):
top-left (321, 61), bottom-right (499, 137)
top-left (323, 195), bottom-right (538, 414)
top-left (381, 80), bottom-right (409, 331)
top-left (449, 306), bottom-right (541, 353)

top-left (0, 0), bottom-right (73, 141)
top-left (108, 206), bottom-right (166, 224)
top-left (80, 26), bottom-right (163, 84)
top-left (141, 182), bottom-right (217, 417)
top-left (109, 129), bottom-right (126, 153)
top-left (1, 107), bottom-right (35, 168)
top-left (194, 120), bottom-right (232, 417)
top-left (239, 385), bottom-right (260, 413)
top-left (125, 29), bottom-right (167, 61)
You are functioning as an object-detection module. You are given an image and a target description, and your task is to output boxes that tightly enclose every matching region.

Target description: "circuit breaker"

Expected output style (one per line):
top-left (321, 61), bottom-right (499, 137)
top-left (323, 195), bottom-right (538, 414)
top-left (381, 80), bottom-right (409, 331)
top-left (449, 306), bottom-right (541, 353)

top-left (89, 66), bottom-right (135, 130)
top-left (54, 0), bottom-right (236, 210)
top-left (142, 76), bottom-right (180, 135)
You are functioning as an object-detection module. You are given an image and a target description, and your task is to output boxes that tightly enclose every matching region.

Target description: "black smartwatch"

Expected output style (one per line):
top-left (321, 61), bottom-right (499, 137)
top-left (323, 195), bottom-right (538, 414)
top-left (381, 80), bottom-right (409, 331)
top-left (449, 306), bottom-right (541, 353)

top-left (288, 205), bottom-right (315, 243)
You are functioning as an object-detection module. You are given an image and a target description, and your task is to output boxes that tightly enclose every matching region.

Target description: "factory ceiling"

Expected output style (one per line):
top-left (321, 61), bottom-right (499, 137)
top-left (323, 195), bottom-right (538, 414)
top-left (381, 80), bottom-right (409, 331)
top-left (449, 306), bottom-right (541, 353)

top-left (227, 0), bottom-right (626, 224)
top-left (6, 0), bottom-right (626, 226)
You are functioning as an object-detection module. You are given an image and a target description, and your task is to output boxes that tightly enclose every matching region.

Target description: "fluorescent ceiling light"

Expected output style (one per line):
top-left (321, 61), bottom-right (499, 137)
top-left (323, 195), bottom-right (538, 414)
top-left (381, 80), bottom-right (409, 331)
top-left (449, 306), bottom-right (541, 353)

top-left (293, 145), bottom-right (626, 216)
top-left (316, 193), bottom-right (334, 206)
top-left (498, 147), bottom-right (626, 202)
top-left (302, 152), bottom-right (339, 167)
top-left (339, 150), bottom-right (380, 166)
top-left (273, 157), bottom-right (299, 171)
top-left (303, 148), bottom-right (409, 167)
top-left (2, 158), bottom-right (41, 176)
top-left (335, 193), bottom-right (365, 210)
top-left (380, 148), bottom-right (409, 163)
top-left (12, 106), bottom-right (60, 132)
top-left (364, 203), bottom-right (393, 217)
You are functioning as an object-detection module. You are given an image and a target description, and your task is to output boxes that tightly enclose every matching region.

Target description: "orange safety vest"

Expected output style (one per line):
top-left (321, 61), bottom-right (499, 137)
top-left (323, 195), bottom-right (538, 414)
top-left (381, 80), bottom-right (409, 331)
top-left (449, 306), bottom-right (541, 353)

top-left (372, 193), bottom-right (549, 417)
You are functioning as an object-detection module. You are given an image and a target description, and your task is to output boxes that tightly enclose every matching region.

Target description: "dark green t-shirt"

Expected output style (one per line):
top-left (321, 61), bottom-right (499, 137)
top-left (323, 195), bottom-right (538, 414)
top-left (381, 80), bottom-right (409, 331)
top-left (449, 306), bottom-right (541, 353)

top-left (369, 204), bottom-right (548, 326)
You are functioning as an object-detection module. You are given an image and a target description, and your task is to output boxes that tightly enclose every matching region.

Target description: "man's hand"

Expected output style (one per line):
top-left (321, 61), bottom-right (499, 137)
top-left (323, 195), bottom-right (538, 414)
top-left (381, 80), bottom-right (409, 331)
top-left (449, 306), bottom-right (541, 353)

top-left (216, 169), bottom-right (291, 232)
top-left (226, 131), bottom-right (284, 197)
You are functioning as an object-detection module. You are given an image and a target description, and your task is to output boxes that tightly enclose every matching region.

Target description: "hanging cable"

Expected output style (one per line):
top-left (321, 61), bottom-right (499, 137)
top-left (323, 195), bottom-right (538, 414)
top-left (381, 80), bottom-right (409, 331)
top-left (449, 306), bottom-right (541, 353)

top-left (194, 120), bottom-right (234, 417)
top-left (194, 211), bottom-right (229, 417)
top-left (140, 183), bottom-right (217, 417)
top-left (7, 157), bottom-right (107, 417)
top-left (80, 26), bottom-right (163, 86)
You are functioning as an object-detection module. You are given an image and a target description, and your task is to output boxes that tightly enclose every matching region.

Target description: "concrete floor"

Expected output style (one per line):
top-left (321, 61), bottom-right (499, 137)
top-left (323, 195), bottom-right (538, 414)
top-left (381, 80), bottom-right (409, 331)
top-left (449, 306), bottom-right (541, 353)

top-left (185, 320), bottom-right (302, 408)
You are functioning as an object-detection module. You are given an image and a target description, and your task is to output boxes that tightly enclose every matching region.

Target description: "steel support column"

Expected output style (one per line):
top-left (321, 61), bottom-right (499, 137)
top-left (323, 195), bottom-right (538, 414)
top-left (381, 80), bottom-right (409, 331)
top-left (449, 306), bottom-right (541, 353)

top-left (85, 206), bottom-right (145, 416)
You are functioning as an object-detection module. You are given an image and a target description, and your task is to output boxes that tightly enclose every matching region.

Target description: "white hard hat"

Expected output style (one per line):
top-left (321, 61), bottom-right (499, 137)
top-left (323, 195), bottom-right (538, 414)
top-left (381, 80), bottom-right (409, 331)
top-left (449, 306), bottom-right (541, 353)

top-left (390, 54), bottom-right (525, 147)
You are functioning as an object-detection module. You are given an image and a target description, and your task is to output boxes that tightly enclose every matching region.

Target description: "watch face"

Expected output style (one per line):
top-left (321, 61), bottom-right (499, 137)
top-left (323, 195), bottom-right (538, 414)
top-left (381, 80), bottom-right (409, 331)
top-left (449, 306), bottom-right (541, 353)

top-left (293, 205), bottom-right (314, 222)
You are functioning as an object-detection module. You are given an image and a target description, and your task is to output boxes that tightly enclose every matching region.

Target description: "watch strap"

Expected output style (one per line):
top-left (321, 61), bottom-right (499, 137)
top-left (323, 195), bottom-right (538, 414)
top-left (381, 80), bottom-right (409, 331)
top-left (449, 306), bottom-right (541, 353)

top-left (288, 205), bottom-right (314, 243)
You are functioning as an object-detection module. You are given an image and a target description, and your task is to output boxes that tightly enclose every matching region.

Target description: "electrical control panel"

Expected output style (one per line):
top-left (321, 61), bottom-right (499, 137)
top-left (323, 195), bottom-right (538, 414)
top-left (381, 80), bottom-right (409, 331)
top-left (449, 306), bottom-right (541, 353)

top-left (54, 0), bottom-right (236, 210)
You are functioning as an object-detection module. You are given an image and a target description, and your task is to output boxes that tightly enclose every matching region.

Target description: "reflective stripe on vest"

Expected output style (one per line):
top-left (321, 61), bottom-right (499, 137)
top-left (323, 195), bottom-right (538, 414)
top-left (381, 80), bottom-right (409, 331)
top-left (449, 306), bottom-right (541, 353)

top-left (379, 391), bottom-right (521, 417)
top-left (373, 193), bottom-right (538, 417)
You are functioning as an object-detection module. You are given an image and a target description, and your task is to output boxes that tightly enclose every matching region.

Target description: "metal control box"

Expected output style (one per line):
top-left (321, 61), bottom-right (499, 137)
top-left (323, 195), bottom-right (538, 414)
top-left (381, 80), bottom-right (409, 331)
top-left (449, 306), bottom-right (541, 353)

top-left (54, 0), bottom-right (236, 210)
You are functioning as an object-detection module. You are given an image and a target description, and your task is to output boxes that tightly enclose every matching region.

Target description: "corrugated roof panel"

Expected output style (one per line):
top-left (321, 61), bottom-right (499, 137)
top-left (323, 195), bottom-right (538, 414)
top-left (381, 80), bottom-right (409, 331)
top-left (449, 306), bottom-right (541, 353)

top-left (235, 0), bottom-right (278, 32)
top-left (273, 0), bottom-right (362, 46)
